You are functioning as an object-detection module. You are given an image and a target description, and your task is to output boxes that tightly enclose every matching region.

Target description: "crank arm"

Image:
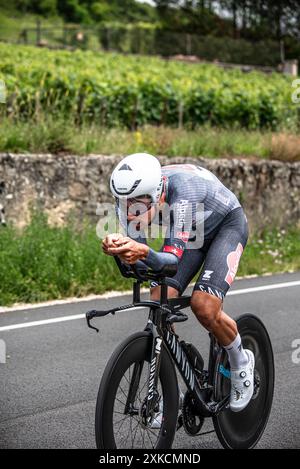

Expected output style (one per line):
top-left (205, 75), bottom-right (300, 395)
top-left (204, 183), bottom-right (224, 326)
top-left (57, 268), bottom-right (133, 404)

top-left (209, 393), bottom-right (230, 414)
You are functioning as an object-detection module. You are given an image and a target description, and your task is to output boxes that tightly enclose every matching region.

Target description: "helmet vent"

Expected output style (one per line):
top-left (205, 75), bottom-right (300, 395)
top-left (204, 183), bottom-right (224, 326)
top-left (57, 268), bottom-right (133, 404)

top-left (111, 178), bottom-right (142, 195)
top-left (118, 164), bottom-right (132, 171)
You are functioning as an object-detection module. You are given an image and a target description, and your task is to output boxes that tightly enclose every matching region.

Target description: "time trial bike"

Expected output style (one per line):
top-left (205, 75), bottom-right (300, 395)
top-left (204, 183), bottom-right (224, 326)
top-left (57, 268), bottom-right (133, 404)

top-left (86, 256), bottom-right (274, 449)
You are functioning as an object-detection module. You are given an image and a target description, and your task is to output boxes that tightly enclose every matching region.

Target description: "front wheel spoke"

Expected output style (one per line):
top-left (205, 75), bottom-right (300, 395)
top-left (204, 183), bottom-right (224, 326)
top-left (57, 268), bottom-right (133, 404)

top-left (144, 426), bottom-right (155, 449)
top-left (113, 364), bottom-right (163, 449)
top-left (123, 422), bottom-right (132, 447)
top-left (144, 424), bottom-right (160, 438)
top-left (115, 396), bottom-right (126, 408)
top-left (140, 422), bottom-right (146, 449)
top-left (139, 378), bottom-right (148, 396)
top-left (122, 371), bottom-right (131, 386)
top-left (130, 411), bottom-right (134, 447)
top-left (138, 377), bottom-right (148, 402)
top-left (118, 383), bottom-right (130, 402)
top-left (113, 415), bottom-right (131, 426)
top-left (131, 419), bottom-right (140, 448)
top-left (114, 414), bottom-right (130, 437)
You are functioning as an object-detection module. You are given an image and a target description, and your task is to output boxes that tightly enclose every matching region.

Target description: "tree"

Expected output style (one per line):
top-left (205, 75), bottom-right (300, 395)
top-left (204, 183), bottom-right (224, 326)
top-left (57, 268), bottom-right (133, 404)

top-left (56, 0), bottom-right (91, 23)
top-left (31, 0), bottom-right (58, 16)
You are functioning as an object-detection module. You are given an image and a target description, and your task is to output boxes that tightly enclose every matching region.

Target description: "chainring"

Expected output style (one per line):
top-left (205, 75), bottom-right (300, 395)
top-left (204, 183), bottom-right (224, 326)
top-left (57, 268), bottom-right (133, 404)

top-left (182, 391), bottom-right (204, 436)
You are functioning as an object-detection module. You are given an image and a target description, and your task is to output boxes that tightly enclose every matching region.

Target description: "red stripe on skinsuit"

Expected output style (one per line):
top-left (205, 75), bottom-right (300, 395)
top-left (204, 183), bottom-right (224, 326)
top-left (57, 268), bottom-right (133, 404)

top-left (163, 245), bottom-right (184, 259)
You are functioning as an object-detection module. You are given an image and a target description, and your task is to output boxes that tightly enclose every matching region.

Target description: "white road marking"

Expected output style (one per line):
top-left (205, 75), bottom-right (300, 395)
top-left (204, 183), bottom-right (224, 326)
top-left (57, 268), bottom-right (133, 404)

top-left (0, 307), bottom-right (145, 332)
top-left (226, 280), bottom-right (300, 296)
top-left (0, 289), bottom-right (148, 314)
top-left (0, 279), bottom-right (299, 332)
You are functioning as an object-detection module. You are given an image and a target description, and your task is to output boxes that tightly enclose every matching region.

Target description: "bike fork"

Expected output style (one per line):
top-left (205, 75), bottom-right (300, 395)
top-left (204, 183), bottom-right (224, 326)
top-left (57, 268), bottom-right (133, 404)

top-left (124, 320), bottom-right (163, 419)
top-left (145, 319), bottom-right (163, 416)
top-left (124, 361), bottom-right (144, 415)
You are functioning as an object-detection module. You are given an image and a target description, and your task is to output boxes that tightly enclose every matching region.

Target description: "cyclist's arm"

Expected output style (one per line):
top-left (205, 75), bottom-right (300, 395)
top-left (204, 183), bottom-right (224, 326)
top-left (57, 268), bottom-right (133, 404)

top-left (143, 247), bottom-right (178, 271)
top-left (113, 201), bottom-right (179, 270)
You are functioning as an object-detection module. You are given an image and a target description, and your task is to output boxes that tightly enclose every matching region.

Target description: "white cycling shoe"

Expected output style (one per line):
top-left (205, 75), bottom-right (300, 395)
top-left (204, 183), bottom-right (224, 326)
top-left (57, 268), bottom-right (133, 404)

top-left (230, 349), bottom-right (255, 413)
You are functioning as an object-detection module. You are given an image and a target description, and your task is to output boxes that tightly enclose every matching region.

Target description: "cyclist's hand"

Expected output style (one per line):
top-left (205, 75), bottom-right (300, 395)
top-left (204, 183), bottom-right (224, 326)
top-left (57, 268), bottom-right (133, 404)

top-left (108, 238), bottom-right (149, 264)
top-left (102, 233), bottom-right (126, 256)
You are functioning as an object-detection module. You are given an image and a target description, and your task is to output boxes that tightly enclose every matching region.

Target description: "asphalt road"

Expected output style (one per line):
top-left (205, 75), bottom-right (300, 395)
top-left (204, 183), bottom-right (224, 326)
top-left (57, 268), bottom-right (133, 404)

top-left (0, 272), bottom-right (300, 449)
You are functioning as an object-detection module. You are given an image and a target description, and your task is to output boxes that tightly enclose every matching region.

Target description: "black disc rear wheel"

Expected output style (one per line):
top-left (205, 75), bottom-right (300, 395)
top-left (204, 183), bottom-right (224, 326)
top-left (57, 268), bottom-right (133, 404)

top-left (213, 314), bottom-right (274, 449)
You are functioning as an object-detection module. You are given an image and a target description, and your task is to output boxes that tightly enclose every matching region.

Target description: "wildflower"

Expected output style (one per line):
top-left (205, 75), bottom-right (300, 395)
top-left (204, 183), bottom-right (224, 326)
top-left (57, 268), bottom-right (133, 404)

top-left (134, 131), bottom-right (143, 145)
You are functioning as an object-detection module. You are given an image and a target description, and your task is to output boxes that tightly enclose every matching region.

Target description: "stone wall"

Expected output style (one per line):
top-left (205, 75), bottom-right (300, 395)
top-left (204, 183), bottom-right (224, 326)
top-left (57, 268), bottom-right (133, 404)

top-left (0, 153), bottom-right (299, 231)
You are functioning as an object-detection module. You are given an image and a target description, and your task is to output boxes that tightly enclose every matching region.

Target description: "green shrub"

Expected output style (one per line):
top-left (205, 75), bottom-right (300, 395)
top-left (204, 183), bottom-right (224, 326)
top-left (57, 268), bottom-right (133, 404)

top-left (0, 43), bottom-right (297, 130)
top-left (0, 211), bottom-right (299, 306)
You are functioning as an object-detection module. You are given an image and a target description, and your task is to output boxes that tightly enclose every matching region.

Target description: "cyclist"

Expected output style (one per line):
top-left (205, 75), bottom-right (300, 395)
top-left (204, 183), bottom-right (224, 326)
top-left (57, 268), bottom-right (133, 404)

top-left (103, 153), bottom-right (254, 413)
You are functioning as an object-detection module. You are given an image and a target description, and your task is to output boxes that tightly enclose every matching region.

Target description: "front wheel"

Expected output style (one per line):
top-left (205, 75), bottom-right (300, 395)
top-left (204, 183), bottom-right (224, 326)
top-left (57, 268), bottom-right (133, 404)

top-left (213, 314), bottom-right (275, 449)
top-left (95, 331), bottom-right (179, 449)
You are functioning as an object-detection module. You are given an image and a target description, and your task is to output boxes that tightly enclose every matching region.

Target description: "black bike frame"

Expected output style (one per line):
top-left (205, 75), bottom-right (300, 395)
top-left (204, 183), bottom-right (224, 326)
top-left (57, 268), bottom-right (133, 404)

top-left (86, 278), bottom-right (229, 417)
top-left (145, 309), bottom-right (228, 418)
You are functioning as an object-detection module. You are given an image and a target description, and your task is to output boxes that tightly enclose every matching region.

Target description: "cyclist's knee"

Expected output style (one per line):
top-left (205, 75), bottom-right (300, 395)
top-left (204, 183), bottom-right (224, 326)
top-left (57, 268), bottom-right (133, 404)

top-left (150, 286), bottom-right (179, 301)
top-left (190, 291), bottom-right (222, 330)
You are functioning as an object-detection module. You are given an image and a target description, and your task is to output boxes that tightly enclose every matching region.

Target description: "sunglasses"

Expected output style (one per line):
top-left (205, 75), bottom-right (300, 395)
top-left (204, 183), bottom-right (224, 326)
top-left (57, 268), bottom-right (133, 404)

top-left (117, 196), bottom-right (153, 215)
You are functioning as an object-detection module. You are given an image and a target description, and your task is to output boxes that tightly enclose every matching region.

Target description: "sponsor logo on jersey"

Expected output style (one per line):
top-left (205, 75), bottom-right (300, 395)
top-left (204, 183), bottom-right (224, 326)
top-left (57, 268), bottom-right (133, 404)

top-left (225, 243), bottom-right (244, 286)
top-left (175, 199), bottom-right (189, 229)
top-left (196, 284), bottom-right (224, 300)
top-left (202, 270), bottom-right (214, 280)
top-left (176, 231), bottom-right (190, 243)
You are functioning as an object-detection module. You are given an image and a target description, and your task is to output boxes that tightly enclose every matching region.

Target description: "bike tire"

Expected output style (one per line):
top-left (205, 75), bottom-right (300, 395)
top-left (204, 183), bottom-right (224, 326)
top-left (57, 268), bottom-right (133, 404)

top-left (95, 331), bottom-right (179, 449)
top-left (212, 314), bottom-right (275, 449)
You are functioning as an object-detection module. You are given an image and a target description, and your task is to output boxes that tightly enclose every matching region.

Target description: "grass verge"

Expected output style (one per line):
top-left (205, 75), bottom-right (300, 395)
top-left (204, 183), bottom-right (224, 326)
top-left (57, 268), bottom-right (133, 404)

top-left (0, 212), bottom-right (299, 306)
top-left (1, 116), bottom-right (300, 161)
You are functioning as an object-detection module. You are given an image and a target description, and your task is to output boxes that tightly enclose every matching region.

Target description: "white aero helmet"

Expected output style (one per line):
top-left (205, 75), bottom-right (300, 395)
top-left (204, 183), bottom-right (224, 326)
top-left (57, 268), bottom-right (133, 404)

top-left (110, 153), bottom-right (163, 203)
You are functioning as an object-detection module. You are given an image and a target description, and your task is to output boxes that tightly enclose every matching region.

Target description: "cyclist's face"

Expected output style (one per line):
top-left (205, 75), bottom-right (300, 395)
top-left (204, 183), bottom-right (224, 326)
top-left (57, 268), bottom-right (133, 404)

top-left (117, 192), bottom-right (165, 229)
top-left (126, 196), bottom-right (155, 227)
top-left (115, 196), bottom-right (153, 230)
top-left (127, 196), bottom-right (152, 214)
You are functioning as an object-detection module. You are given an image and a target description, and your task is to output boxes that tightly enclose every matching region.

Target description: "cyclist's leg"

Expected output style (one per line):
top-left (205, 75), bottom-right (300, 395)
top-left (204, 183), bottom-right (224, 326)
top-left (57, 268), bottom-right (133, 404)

top-left (150, 246), bottom-right (206, 301)
top-left (190, 208), bottom-right (253, 411)
top-left (150, 285), bottom-right (179, 301)
top-left (190, 207), bottom-right (248, 347)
